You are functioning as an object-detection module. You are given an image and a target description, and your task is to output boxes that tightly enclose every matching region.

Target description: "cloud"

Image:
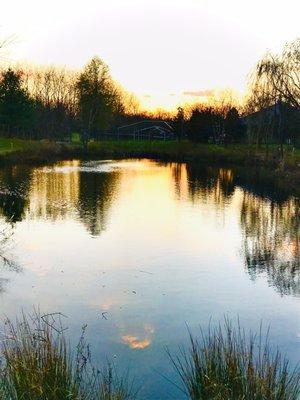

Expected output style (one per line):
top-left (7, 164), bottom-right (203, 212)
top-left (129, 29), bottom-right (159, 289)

top-left (183, 90), bottom-right (214, 97)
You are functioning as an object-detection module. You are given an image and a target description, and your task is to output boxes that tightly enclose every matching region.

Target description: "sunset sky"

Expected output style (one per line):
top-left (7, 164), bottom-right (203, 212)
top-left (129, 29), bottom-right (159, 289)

top-left (1, 0), bottom-right (299, 110)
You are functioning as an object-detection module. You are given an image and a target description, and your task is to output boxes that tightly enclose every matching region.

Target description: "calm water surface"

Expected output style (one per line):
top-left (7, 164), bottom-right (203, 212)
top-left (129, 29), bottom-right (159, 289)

top-left (0, 159), bottom-right (299, 399)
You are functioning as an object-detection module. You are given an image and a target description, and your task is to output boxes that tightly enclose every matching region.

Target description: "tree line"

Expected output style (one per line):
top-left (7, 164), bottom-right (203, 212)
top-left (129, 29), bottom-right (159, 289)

top-left (179, 38), bottom-right (300, 146)
top-left (0, 38), bottom-right (299, 146)
top-left (0, 57), bottom-right (139, 141)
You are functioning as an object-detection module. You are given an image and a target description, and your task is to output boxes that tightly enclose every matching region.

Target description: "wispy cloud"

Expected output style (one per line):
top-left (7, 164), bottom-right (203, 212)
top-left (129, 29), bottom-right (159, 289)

top-left (183, 90), bottom-right (214, 97)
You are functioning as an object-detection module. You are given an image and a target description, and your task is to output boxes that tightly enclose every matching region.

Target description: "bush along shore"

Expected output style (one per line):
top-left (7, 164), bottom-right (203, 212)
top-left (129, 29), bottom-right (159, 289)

top-left (0, 139), bottom-right (299, 196)
top-left (0, 311), bottom-right (299, 400)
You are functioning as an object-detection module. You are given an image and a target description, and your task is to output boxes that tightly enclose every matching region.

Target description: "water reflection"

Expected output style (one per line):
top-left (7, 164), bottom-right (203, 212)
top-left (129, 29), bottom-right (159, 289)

top-left (77, 169), bottom-right (119, 236)
top-left (121, 324), bottom-right (155, 350)
top-left (0, 277), bottom-right (9, 293)
top-left (0, 224), bottom-right (22, 293)
top-left (0, 160), bottom-right (298, 299)
top-left (240, 193), bottom-right (299, 296)
top-left (182, 164), bottom-right (300, 297)
top-left (0, 161), bottom-right (120, 237)
top-left (0, 160), bottom-right (122, 293)
top-left (28, 160), bottom-right (80, 220)
top-left (185, 164), bottom-right (235, 206)
top-left (0, 159), bottom-right (298, 400)
top-left (0, 165), bottom-right (31, 223)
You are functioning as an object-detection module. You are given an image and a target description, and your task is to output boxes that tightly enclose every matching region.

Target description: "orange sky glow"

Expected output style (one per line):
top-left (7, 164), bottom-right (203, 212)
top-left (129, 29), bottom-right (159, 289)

top-left (1, 0), bottom-right (299, 111)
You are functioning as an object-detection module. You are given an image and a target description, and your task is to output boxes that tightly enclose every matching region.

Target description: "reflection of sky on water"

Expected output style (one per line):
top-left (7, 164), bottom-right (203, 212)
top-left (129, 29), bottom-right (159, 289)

top-left (122, 324), bottom-right (154, 350)
top-left (0, 159), bottom-right (298, 399)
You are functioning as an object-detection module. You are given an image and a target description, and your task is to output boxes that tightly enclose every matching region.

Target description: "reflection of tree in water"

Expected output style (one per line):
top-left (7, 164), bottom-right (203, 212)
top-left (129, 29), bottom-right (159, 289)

top-left (0, 165), bottom-right (31, 223)
top-left (0, 161), bottom-right (120, 237)
top-left (235, 167), bottom-right (295, 204)
top-left (0, 166), bottom-right (27, 293)
top-left (185, 164), bottom-right (235, 206)
top-left (180, 163), bottom-right (299, 297)
top-left (28, 160), bottom-right (80, 220)
top-left (29, 162), bottom-right (120, 236)
top-left (240, 193), bottom-right (299, 296)
top-left (170, 162), bottom-right (186, 199)
top-left (0, 277), bottom-right (9, 293)
top-left (77, 171), bottom-right (120, 236)
top-left (0, 225), bottom-right (22, 294)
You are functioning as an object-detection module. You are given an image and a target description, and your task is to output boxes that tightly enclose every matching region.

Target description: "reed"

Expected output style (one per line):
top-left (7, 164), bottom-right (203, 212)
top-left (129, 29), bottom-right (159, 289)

top-left (168, 320), bottom-right (300, 400)
top-left (0, 311), bottom-right (135, 400)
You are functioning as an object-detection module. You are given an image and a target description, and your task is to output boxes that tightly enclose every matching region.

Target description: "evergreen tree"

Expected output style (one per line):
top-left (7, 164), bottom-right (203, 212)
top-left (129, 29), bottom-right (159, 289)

top-left (0, 69), bottom-right (34, 135)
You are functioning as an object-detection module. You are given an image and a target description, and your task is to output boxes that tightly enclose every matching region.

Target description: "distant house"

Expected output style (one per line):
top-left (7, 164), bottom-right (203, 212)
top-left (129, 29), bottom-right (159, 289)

top-left (243, 102), bottom-right (300, 146)
top-left (117, 120), bottom-right (175, 140)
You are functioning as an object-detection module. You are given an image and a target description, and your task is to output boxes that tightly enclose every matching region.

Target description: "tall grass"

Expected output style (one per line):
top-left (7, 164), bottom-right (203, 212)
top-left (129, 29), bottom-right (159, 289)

top-left (0, 313), bottom-right (298, 400)
top-left (0, 311), bottom-right (136, 400)
top-left (168, 320), bottom-right (300, 400)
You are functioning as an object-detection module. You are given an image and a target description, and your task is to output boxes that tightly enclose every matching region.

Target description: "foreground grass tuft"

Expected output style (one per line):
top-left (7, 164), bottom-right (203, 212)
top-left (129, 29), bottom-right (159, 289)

top-left (168, 320), bottom-right (300, 400)
top-left (0, 311), bottom-right (135, 400)
top-left (0, 312), bottom-right (298, 399)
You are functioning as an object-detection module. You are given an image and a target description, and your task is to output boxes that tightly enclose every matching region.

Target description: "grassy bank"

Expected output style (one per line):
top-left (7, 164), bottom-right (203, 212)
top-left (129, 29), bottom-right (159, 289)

top-left (1, 137), bottom-right (299, 167)
top-left (0, 138), bottom-right (83, 164)
top-left (0, 312), bottom-right (299, 400)
top-left (88, 140), bottom-right (300, 166)
top-left (0, 138), bottom-right (299, 195)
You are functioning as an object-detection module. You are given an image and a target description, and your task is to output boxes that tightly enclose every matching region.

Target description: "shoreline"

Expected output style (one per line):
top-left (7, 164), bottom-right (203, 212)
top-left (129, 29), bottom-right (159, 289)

top-left (0, 139), bottom-right (299, 198)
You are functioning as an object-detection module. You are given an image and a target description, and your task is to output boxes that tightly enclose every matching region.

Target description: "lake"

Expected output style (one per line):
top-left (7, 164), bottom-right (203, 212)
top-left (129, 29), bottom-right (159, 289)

top-left (0, 159), bottom-right (299, 399)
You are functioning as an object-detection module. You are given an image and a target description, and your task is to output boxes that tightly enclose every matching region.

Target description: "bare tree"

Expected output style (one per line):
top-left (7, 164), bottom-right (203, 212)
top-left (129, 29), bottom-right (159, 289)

top-left (19, 65), bottom-right (78, 139)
